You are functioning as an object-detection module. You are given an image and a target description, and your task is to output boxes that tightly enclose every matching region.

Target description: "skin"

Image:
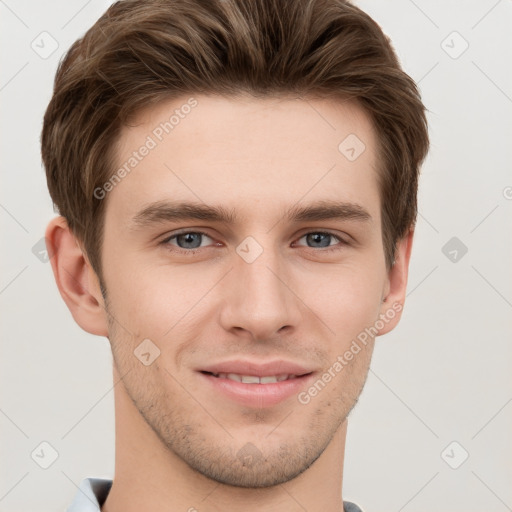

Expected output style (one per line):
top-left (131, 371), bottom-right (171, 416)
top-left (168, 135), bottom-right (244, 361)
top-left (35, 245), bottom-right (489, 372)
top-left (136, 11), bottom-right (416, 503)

top-left (46, 94), bottom-right (413, 512)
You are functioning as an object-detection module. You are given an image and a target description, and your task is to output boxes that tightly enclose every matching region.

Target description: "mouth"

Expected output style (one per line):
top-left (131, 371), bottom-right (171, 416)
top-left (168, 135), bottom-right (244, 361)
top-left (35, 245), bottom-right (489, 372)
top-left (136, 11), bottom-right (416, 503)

top-left (196, 363), bottom-right (316, 408)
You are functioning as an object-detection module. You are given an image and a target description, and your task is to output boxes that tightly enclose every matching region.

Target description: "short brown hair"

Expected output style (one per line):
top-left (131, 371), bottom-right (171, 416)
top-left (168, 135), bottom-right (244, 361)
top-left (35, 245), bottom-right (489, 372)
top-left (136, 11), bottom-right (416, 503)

top-left (42, 0), bottom-right (429, 285)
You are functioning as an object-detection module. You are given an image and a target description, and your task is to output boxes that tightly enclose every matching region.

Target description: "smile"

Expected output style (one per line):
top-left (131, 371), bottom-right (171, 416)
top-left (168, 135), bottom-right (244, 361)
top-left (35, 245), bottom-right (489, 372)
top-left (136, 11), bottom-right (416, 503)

top-left (197, 370), bottom-right (315, 408)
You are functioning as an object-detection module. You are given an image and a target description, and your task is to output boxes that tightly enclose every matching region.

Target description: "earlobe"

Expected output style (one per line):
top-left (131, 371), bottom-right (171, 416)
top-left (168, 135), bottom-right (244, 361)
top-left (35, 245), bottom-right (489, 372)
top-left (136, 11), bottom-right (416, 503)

top-left (376, 229), bottom-right (415, 336)
top-left (45, 216), bottom-right (109, 337)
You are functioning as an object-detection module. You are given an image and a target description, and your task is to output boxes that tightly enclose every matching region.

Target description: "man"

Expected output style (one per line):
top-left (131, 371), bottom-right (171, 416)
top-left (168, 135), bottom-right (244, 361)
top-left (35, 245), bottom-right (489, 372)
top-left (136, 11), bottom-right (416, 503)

top-left (42, 0), bottom-right (429, 510)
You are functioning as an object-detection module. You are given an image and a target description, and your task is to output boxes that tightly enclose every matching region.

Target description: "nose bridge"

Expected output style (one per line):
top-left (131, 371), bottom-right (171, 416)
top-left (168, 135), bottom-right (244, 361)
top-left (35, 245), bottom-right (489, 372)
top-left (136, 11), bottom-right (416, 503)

top-left (221, 238), bottom-right (300, 338)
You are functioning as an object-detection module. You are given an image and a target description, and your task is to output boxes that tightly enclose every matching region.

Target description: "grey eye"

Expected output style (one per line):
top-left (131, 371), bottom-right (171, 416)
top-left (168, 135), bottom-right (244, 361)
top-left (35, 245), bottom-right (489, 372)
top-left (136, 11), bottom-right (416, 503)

top-left (166, 232), bottom-right (213, 250)
top-left (297, 232), bottom-right (341, 248)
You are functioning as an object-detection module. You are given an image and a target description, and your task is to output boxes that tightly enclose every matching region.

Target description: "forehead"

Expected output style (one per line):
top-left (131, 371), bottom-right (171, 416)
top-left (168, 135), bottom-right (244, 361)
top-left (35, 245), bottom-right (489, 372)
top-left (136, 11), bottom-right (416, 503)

top-left (107, 94), bottom-right (380, 228)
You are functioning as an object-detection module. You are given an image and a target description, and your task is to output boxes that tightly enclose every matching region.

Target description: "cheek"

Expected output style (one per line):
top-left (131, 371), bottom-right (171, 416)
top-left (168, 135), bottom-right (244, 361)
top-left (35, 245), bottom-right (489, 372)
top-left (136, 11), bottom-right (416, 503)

top-left (294, 260), bottom-right (385, 330)
top-left (104, 258), bottom-right (219, 339)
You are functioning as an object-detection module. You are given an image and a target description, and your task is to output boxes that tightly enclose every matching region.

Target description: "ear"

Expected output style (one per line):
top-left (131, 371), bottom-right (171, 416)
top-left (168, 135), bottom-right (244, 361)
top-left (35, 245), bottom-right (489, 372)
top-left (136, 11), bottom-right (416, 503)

top-left (376, 228), bottom-right (414, 336)
top-left (45, 216), bottom-right (109, 337)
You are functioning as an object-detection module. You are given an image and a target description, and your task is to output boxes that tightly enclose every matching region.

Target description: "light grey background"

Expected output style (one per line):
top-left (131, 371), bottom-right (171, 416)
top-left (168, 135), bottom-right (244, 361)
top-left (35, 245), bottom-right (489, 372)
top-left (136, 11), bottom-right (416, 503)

top-left (1, 1), bottom-right (511, 511)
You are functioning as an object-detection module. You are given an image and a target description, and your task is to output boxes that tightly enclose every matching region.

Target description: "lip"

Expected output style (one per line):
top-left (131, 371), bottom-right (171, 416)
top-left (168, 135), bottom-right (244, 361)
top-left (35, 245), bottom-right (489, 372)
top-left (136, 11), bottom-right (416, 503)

top-left (196, 359), bottom-right (316, 408)
top-left (198, 359), bottom-right (313, 377)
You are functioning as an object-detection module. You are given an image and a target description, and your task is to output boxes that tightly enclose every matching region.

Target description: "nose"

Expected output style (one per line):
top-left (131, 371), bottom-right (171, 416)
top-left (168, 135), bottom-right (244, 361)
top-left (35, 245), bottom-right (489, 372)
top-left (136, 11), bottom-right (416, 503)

top-left (219, 244), bottom-right (302, 341)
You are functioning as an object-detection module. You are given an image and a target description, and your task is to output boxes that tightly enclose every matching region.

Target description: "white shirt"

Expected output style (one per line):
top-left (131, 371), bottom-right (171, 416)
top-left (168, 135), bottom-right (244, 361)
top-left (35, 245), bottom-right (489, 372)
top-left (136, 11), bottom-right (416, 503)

top-left (66, 477), bottom-right (364, 511)
top-left (66, 478), bottom-right (111, 512)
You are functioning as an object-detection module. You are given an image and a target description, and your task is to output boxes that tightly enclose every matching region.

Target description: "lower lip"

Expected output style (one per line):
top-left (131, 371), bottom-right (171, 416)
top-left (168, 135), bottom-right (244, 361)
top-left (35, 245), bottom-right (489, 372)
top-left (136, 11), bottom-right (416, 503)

top-left (198, 372), bottom-right (315, 408)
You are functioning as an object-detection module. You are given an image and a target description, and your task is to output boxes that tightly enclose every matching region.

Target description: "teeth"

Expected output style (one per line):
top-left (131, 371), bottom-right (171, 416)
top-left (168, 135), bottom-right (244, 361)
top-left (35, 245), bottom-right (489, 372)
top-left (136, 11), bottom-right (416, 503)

top-left (241, 375), bottom-right (260, 384)
top-left (212, 373), bottom-right (295, 384)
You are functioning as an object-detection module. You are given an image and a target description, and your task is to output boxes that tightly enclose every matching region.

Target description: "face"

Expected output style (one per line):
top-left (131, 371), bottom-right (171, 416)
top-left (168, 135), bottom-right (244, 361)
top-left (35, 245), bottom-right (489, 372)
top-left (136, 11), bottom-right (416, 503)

top-left (99, 94), bottom-right (394, 487)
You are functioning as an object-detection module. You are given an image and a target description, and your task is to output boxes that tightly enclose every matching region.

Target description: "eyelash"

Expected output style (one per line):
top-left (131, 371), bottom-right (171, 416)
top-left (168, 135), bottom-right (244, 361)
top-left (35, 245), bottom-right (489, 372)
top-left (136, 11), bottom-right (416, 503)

top-left (159, 230), bottom-right (348, 255)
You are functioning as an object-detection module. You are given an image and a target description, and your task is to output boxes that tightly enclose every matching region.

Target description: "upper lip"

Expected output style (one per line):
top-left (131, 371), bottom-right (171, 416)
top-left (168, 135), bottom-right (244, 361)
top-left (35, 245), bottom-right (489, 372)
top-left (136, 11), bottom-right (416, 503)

top-left (198, 360), bottom-right (314, 377)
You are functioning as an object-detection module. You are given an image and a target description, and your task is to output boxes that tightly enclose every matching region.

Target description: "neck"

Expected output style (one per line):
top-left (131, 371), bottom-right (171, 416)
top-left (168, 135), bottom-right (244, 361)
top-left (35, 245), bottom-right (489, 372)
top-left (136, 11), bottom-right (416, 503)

top-left (102, 366), bottom-right (347, 512)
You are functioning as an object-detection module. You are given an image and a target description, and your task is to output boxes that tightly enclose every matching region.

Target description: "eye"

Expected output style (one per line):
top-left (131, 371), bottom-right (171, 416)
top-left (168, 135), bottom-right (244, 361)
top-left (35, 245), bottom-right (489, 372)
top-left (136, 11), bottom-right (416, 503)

top-left (159, 230), bottom-right (349, 256)
top-left (294, 231), bottom-right (347, 251)
top-left (161, 231), bottom-right (216, 252)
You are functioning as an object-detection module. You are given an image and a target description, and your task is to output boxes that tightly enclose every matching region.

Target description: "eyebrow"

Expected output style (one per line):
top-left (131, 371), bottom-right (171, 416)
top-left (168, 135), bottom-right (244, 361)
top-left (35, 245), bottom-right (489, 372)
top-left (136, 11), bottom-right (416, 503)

top-left (129, 199), bottom-right (372, 230)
